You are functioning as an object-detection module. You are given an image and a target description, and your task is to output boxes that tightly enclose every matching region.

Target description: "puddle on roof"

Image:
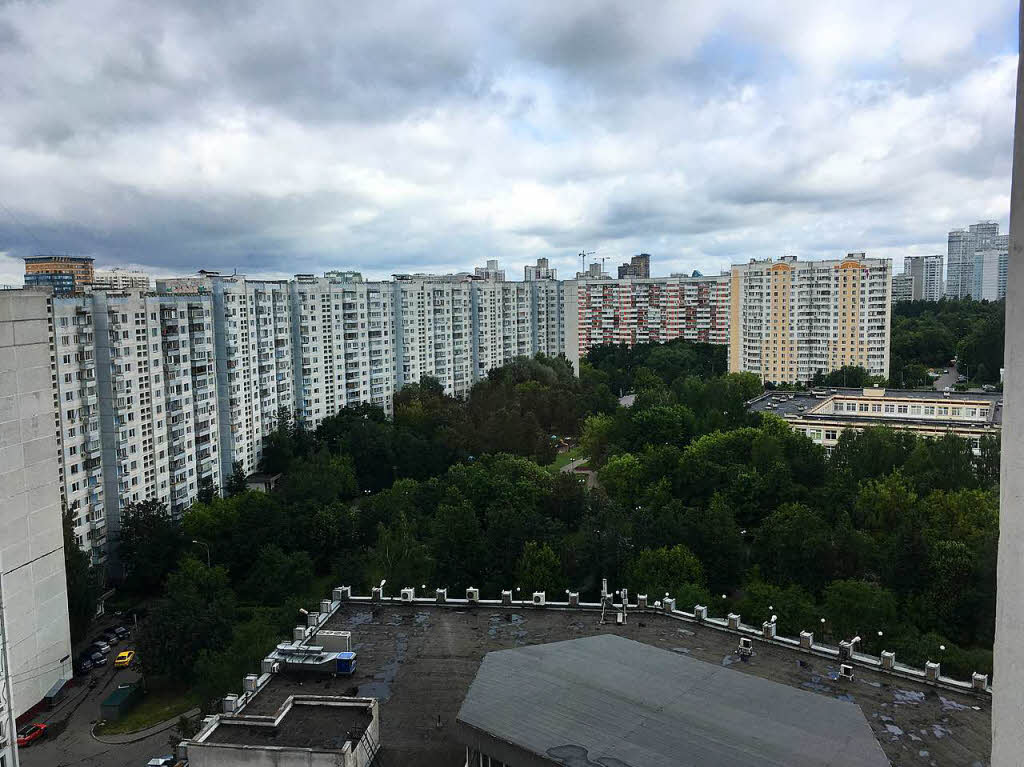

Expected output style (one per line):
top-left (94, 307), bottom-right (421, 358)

top-left (348, 611), bottom-right (374, 626)
top-left (487, 613), bottom-right (527, 642)
top-left (356, 631), bottom-right (408, 702)
top-left (939, 696), bottom-right (969, 712)
top-left (894, 689), bottom-right (926, 705)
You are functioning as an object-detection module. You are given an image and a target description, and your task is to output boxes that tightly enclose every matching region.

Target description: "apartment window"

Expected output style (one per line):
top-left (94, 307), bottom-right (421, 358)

top-left (884, 404), bottom-right (895, 414)
top-left (897, 405), bottom-right (908, 414)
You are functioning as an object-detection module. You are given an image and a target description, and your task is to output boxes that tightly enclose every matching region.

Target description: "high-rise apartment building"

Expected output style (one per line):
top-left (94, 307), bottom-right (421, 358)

top-left (290, 274), bottom-right (395, 430)
top-left (524, 258), bottom-right (557, 281)
top-left (51, 289), bottom-right (221, 570)
top-left (617, 253), bottom-right (651, 279)
top-left (24, 255), bottom-right (95, 289)
top-left (973, 248), bottom-right (1009, 301)
top-left (93, 268), bottom-right (151, 291)
top-left (903, 255), bottom-right (944, 301)
top-left (0, 290), bottom-right (73, 724)
top-left (473, 259), bottom-right (505, 281)
top-left (891, 273), bottom-right (914, 303)
top-left (563, 274), bottom-right (730, 371)
top-left (946, 221), bottom-right (1004, 299)
top-left (728, 254), bottom-right (891, 383)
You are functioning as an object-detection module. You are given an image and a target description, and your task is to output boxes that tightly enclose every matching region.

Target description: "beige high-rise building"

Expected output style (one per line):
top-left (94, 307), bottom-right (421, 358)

top-left (728, 254), bottom-right (891, 384)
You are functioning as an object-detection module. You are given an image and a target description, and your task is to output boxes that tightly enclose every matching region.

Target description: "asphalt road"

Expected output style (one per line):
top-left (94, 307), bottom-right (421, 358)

top-left (933, 364), bottom-right (960, 391)
top-left (17, 650), bottom-right (176, 767)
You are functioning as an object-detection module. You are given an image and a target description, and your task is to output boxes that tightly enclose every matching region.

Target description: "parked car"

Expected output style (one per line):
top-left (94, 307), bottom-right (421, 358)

top-left (113, 625), bottom-right (131, 639)
top-left (101, 629), bottom-right (120, 646)
top-left (146, 755), bottom-right (176, 767)
top-left (90, 650), bottom-right (108, 666)
top-left (75, 657), bottom-right (94, 674)
top-left (89, 639), bottom-right (111, 654)
top-left (114, 650), bottom-right (136, 669)
top-left (16, 723), bottom-right (47, 747)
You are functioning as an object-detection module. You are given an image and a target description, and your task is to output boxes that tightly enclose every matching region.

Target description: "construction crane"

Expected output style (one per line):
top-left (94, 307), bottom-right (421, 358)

top-left (578, 250), bottom-right (596, 274)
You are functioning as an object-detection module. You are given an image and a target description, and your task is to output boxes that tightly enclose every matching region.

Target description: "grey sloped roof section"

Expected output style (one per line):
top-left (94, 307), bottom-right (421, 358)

top-left (456, 634), bottom-right (890, 767)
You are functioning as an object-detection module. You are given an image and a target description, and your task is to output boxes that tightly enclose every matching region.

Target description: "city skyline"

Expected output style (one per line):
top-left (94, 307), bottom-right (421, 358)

top-left (0, 1), bottom-right (1015, 286)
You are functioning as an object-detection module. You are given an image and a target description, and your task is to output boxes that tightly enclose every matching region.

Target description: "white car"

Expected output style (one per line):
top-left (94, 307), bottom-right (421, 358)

top-left (146, 757), bottom-right (176, 767)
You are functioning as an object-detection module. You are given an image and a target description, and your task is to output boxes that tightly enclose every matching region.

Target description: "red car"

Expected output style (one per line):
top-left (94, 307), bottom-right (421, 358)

top-left (17, 722), bottom-right (47, 747)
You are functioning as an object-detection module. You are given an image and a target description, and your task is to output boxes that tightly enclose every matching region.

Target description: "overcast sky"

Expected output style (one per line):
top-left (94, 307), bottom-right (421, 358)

top-left (0, 1), bottom-right (1016, 285)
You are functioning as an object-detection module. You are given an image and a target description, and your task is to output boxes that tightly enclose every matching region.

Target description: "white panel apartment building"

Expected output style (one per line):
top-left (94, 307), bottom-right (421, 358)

top-left (290, 274), bottom-right (395, 430)
top-left (728, 254), bottom-right (891, 384)
top-left (52, 290), bottom-right (221, 568)
top-left (903, 255), bottom-right (943, 301)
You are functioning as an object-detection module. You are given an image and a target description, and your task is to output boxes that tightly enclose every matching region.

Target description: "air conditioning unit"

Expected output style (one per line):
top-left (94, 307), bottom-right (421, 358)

top-left (293, 626), bottom-right (307, 641)
top-left (615, 612), bottom-right (625, 625)
top-left (880, 651), bottom-right (895, 670)
top-left (223, 694), bottom-right (239, 713)
top-left (738, 637), bottom-right (753, 657)
top-left (532, 591), bottom-right (546, 606)
top-left (925, 661), bottom-right (940, 682)
top-left (839, 664), bottom-right (854, 681)
top-left (694, 604), bottom-right (707, 621)
top-left (243, 674), bottom-right (259, 693)
top-left (400, 587), bottom-right (415, 602)
top-left (466, 587), bottom-right (480, 602)
top-left (320, 599), bottom-right (332, 614)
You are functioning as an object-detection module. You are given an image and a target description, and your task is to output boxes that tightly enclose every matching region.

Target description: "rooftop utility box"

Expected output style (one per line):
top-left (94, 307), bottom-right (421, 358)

top-left (336, 652), bottom-right (357, 675)
top-left (318, 630), bottom-right (353, 653)
top-left (401, 587), bottom-right (415, 602)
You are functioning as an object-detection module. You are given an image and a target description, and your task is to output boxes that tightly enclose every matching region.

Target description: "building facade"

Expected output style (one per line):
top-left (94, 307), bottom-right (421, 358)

top-left (564, 274), bottom-right (730, 371)
top-left (903, 255), bottom-right (944, 301)
top-left (749, 387), bottom-right (1002, 455)
top-left (51, 289), bottom-right (222, 569)
top-left (92, 268), bottom-right (151, 291)
top-left (23, 271), bottom-right (77, 296)
top-left (0, 290), bottom-right (74, 725)
top-left (946, 222), bottom-right (1005, 300)
top-left (728, 254), bottom-right (891, 384)
top-left (617, 253), bottom-right (651, 279)
top-left (23, 255), bottom-right (94, 288)
top-left (524, 257), bottom-right (557, 281)
top-left (973, 248), bottom-right (1009, 301)
top-left (891, 273), bottom-right (914, 303)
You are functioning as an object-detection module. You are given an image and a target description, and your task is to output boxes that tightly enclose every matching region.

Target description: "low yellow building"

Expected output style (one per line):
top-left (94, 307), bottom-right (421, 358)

top-left (749, 386), bottom-right (1002, 453)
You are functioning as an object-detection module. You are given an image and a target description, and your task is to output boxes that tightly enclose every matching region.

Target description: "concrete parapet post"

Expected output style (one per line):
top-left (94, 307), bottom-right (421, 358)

top-left (568, 591), bottom-right (580, 607)
top-left (839, 641), bottom-right (853, 661)
top-left (799, 631), bottom-right (813, 649)
top-left (694, 605), bottom-right (707, 621)
top-left (637, 594), bottom-right (648, 609)
top-left (501, 590), bottom-right (513, 606)
top-left (762, 621), bottom-right (776, 639)
top-left (436, 588), bottom-right (447, 604)
top-left (727, 613), bottom-right (741, 630)
top-left (925, 661), bottom-right (941, 682)
top-left (371, 586), bottom-right (382, 601)
top-left (663, 597), bottom-right (676, 613)
top-left (973, 672), bottom-right (989, 691)
top-left (881, 651), bottom-right (896, 670)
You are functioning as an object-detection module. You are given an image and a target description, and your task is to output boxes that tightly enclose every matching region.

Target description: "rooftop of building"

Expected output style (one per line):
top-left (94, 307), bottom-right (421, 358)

top-left (750, 387), bottom-right (1004, 426)
top-left (201, 696), bottom-right (374, 751)
top-left (23, 254), bottom-right (95, 262)
top-left (457, 634), bottom-right (889, 767)
top-left (232, 596), bottom-right (991, 767)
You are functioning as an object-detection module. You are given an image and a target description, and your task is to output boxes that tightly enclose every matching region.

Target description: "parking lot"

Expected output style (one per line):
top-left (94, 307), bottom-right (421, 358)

top-left (17, 631), bottom-right (183, 767)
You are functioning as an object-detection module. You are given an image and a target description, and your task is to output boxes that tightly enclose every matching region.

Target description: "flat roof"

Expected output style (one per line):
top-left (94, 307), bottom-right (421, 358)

top-left (457, 634), bottom-right (889, 767)
top-left (750, 388), bottom-right (1003, 426)
top-left (239, 603), bottom-right (989, 767)
top-left (204, 699), bottom-right (372, 750)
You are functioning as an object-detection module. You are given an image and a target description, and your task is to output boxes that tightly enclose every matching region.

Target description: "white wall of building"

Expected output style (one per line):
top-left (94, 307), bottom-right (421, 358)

top-left (0, 290), bottom-right (73, 721)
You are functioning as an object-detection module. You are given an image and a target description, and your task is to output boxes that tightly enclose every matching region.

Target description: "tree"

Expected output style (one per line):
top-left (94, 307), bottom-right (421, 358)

top-left (822, 580), bottom-right (899, 653)
top-left (753, 503), bottom-right (833, 593)
top-left (62, 507), bottom-right (101, 643)
top-left (137, 558), bottom-right (236, 681)
top-left (240, 545), bottom-right (314, 605)
top-left (627, 544), bottom-right (707, 607)
top-left (118, 499), bottom-right (183, 594)
top-left (365, 512), bottom-right (433, 589)
top-left (515, 541), bottom-right (565, 594)
top-left (430, 494), bottom-right (485, 591)
top-left (224, 461), bottom-right (248, 496)
top-left (197, 475), bottom-right (218, 505)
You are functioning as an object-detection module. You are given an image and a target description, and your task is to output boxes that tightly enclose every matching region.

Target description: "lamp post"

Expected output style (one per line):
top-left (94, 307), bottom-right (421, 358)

top-left (192, 539), bottom-right (211, 567)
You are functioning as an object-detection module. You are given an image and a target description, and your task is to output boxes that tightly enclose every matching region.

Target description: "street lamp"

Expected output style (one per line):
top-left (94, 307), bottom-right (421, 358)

top-left (192, 539), bottom-right (210, 567)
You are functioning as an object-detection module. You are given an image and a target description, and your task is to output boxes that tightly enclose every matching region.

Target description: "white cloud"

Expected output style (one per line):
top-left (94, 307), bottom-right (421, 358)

top-left (0, 1), bottom-right (1015, 281)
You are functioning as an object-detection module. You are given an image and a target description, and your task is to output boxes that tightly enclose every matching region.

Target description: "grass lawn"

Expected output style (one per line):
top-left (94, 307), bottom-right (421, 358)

top-left (95, 687), bottom-right (199, 735)
top-left (547, 447), bottom-right (582, 474)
